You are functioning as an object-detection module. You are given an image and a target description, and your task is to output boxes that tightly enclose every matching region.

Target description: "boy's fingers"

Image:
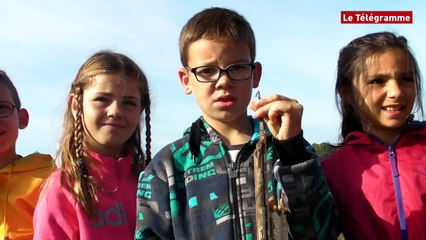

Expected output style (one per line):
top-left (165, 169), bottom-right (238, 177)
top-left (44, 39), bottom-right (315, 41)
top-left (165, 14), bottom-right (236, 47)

top-left (252, 98), bottom-right (301, 119)
top-left (268, 101), bottom-right (303, 122)
top-left (253, 94), bottom-right (298, 108)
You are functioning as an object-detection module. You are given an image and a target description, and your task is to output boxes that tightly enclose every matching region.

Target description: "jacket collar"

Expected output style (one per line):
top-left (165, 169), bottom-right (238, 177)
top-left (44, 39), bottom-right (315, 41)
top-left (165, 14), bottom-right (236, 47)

top-left (85, 149), bottom-right (134, 179)
top-left (344, 121), bottom-right (426, 147)
top-left (186, 116), bottom-right (271, 163)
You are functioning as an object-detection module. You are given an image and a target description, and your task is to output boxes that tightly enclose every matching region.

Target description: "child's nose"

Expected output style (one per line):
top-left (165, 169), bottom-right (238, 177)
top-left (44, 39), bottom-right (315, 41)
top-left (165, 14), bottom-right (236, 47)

top-left (387, 80), bottom-right (403, 98)
top-left (215, 71), bottom-right (233, 87)
top-left (107, 101), bottom-right (123, 118)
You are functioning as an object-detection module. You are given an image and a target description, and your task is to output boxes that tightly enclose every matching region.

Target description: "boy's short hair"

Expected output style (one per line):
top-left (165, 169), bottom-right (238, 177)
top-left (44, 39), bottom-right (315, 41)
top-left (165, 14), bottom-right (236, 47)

top-left (179, 7), bottom-right (256, 66)
top-left (0, 70), bottom-right (21, 109)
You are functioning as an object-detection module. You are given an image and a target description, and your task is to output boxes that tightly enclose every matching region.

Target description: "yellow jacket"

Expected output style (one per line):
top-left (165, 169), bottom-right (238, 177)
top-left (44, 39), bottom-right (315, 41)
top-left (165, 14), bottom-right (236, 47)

top-left (0, 153), bottom-right (55, 240)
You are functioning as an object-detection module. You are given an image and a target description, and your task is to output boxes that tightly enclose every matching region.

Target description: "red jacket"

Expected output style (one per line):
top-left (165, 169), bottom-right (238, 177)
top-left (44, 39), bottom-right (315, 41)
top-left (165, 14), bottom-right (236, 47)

top-left (322, 122), bottom-right (426, 240)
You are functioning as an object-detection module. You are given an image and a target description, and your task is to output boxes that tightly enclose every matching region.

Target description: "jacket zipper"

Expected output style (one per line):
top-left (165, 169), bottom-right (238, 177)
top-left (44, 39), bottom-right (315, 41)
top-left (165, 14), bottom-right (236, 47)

top-left (388, 146), bottom-right (408, 240)
top-left (228, 160), bottom-right (241, 239)
top-left (227, 143), bottom-right (251, 240)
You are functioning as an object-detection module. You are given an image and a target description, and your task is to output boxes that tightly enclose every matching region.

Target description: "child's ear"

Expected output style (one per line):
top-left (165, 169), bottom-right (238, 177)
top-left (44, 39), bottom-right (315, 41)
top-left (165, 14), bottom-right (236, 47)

top-left (178, 67), bottom-right (192, 95)
top-left (69, 94), bottom-right (79, 119)
top-left (18, 108), bottom-right (29, 130)
top-left (252, 62), bottom-right (262, 88)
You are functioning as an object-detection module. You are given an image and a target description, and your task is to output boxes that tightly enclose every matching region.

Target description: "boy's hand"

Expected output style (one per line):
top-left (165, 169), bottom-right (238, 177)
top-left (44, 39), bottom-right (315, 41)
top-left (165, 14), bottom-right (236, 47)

top-left (249, 94), bottom-right (303, 141)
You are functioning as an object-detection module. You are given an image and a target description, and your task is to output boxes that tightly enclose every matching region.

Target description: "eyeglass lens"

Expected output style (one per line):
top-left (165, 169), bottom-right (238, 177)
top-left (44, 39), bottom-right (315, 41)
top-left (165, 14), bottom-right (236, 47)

top-left (0, 101), bottom-right (16, 117)
top-left (194, 64), bottom-right (253, 82)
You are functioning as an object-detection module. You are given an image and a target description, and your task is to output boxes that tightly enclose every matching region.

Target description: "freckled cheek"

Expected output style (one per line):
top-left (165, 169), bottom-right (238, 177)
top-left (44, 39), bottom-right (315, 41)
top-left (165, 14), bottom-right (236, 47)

top-left (361, 90), bottom-right (382, 105)
top-left (407, 98), bottom-right (416, 112)
top-left (127, 111), bottom-right (143, 124)
top-left (405, 87), bottom-right (416, 99)
top-left (130, 115), bottom-right (141, 124)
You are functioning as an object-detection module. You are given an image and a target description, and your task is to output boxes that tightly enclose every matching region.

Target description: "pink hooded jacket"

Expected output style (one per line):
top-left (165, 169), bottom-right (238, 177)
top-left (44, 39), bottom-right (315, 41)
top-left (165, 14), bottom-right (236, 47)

top-left (322, 123), bottom-right (426, 240)
top-left (33, 151), bottom-right (138, 240)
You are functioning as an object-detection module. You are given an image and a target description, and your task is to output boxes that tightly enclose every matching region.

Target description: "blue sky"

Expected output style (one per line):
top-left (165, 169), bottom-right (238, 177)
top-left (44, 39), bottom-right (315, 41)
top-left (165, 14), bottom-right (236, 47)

top-left (1, 0), bottom-right (425, 157)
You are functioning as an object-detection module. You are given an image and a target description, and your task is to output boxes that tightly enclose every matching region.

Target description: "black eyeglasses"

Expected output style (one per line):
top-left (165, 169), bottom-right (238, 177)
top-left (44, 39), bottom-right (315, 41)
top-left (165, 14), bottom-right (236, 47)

top-left (188, 62), bottom-right (255, 83)
top-left (0, 101), bottom-right (18, 118)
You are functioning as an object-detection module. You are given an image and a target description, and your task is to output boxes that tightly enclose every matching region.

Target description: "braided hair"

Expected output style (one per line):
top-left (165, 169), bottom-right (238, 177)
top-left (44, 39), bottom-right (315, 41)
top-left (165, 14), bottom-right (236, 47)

top-left (58, 51), bottom-right (151, 216)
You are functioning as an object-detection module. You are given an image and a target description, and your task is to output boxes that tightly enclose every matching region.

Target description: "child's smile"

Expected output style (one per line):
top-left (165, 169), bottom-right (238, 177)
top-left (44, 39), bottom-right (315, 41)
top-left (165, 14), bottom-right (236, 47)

top-left (356, 48), bottom-right (416, 142)
top-left (72, 74), bottom-right (142, 157)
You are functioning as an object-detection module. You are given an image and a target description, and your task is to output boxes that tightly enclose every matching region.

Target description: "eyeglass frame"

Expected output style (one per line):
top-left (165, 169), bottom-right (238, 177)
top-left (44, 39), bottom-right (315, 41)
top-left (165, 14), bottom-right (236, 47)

top-left (0, 101), bottom-right (18, 118)
top-left (187, 62), bottom-right (256, 83)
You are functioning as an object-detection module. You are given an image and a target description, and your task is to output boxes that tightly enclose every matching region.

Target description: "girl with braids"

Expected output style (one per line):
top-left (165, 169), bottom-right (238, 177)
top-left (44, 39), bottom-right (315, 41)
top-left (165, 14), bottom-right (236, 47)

top-left (33, 50), bottom-right (151, 240)
top-left (322, 32), bottom-right (426, 239)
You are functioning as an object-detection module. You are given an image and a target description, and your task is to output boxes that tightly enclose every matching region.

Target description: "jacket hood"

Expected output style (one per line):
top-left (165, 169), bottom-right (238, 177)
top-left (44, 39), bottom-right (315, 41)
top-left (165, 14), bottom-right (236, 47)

top-left (0, 153), bottom-right (54, 174)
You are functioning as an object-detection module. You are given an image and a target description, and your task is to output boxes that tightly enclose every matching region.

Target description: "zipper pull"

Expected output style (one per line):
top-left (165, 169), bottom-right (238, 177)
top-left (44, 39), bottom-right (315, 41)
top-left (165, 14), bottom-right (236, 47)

top-left (389, 146), bottom-right (395, 157)
top-left (227, 162), bottom-right (238, 178)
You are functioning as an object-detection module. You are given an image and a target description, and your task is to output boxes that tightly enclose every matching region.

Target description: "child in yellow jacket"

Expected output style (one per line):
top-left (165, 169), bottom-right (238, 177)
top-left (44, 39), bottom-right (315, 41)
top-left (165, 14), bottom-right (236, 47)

top-left (0, 70), bottom-right (55, 240)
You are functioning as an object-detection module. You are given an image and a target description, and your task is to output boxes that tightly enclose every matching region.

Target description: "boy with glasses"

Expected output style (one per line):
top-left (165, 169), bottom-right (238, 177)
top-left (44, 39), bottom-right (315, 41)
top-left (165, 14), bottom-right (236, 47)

top-left (0, 70), bottom-right (55, 240)
top-left (136, 7), bottom-right (338, 239)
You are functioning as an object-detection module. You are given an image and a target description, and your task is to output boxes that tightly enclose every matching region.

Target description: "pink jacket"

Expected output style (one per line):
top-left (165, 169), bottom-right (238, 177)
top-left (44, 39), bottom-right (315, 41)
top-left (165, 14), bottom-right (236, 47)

top-left (322, 122), bottom-right (426, 240)
top-left (33, 151), bottom-right (138, 240)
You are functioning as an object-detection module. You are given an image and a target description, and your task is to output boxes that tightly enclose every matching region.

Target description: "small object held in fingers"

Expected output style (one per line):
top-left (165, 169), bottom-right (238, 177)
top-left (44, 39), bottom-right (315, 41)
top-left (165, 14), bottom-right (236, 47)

top-left (255, 90), bottom-right (261, 100)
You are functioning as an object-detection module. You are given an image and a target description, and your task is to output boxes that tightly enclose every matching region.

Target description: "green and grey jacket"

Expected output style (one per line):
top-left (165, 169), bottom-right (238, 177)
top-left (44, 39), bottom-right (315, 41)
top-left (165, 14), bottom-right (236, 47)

top-left (136, 117), bottom-right (338, 240)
